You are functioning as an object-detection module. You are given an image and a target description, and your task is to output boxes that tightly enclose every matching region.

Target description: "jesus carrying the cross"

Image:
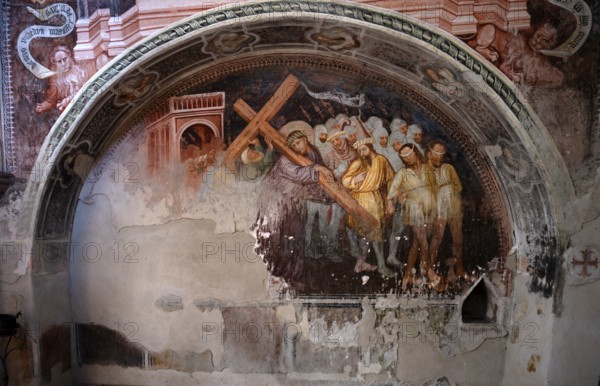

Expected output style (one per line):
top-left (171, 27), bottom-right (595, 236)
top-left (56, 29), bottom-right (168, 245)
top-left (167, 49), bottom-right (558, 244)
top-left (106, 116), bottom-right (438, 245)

top-left (226, 74), bottom-right (392, 290)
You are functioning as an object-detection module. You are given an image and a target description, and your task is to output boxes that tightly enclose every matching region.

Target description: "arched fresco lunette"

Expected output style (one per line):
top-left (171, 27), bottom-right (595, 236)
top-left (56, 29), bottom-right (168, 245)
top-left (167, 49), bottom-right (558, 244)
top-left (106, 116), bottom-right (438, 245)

top-left (19, 0), bottom-right (575, 298)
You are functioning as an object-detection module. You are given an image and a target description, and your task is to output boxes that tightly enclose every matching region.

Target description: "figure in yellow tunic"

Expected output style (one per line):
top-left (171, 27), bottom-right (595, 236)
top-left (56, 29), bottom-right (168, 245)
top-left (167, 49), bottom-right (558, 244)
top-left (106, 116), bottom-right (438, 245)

top-left (427, 140), bottom-right (469, 281)
top-left (342, 139), bottom-right (396, 278)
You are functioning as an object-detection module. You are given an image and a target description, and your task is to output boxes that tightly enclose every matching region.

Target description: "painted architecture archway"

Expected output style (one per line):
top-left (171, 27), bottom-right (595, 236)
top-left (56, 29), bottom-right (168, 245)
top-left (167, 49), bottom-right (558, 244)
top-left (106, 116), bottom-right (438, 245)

top-left (15, 1), bottom-right (577, 383)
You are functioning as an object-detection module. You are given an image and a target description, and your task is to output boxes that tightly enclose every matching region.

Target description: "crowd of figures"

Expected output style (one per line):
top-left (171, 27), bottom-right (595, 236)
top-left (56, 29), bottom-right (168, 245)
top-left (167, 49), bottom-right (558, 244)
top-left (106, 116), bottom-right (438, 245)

top-left (239, 114), bottom-right (472, 293)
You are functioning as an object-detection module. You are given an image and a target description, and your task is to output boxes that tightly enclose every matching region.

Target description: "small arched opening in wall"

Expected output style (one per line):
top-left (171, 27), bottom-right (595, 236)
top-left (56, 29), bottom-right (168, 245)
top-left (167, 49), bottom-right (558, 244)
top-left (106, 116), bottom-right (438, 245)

top-left (178, 123), bottom-right (218, 160)
top-left (16, 1), bottom-right (574, 383)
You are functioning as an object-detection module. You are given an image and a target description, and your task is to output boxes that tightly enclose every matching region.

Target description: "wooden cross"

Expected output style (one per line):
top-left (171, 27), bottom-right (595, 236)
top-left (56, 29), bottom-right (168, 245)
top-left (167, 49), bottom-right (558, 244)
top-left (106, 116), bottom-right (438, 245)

top-left (225, 74), bottom-right (379, 237)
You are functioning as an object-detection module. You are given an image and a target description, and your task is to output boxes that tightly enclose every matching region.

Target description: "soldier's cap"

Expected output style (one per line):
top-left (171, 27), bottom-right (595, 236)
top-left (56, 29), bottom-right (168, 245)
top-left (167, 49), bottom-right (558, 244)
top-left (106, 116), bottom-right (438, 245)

top-left (327, 130), bottom-right (347, 142)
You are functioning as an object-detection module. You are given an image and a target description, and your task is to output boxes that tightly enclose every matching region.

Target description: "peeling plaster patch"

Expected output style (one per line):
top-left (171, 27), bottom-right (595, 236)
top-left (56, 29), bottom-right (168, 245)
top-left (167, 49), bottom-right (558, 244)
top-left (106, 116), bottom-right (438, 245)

top-left (0, 183), bottom-right (27, 279)
top-left (295, 340), bottom-right (360, 375)
top-left (0, 291), bottom-right (23, 314)
top-left (382, 348), bottom-right (397, 371)
top-left (183, 177), bottom-right (260, 234)
top-left (273, 303), bottom-right (300, 373)
top-left (163, 306), bottom-right (225, 364)
top-left (517, 254), bottom-right (529, 272)
top-left (524, 228), bottom-right (558, 297)
top-left (151, 349), bottom-right (214, 372)
top-left (358, 361), bottom-right (382, 374)
top-left (202, 322), bottom-right (219, 334)
top-left (194, 299), bottom-right (224, 312)
top-left (421, 376), bottom-right (457, 386)
top-left (527, 354), bottom-right (541, 372)
top-left (300, 306), bottom-right (361, 348)
top-left (513, 301), bottom-right (529, 322)
top-left (374, 294), bottom-right (409, 310)
top-left (304, 315), bottom-right (359, 348)
top-left (154, 294), bottom-right (183, 312)
top-left (308, 305), bottom-right (361, 330)
top-left (373, 311), bottom-right (399, 369)
top-left (220, 307), bottom-right (283, 372)
top-left (511, 323), bottom-right (520, 344)
top-left (275, 303), bottom-right (297, 323)
top-left (372, 382), bottom-right (415, 386)
top-left (0, 242), bottom-right (22, 283)
top-left (357, 297), bottom-right (376, 353)
top-left (82, 134), bottom-right (262, 234)
top-left (376, 290), bottom-right (508, 358)
top-left (0, 183), bottom-right (24, 240)
top-left (286, 371), bottom-right (360, 382)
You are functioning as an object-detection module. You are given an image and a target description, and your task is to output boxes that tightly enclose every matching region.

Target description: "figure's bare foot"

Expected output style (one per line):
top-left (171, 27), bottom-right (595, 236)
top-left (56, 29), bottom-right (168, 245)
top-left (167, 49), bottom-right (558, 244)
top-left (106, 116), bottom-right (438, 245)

top-left (427, 267), bottom-right (439, 280)
top-left (386, 255), bottom-right (402, 268)
top-left (412, 275), bottom-right (423, 287)
top-left (427, 269), bottom-right (447, 292)
top-left (402, 271), bottom-right (413, 292)
top-left (434, 277), bottom-right (448, 292)
top-left (455, 267), bottom-right (475, 282)
top-left (446, 257), bottom-right (458, 283)
top-left (427, 268), bottom-right (441, 286)
top-left (378, 266), bottom-right (397, 278)
top-left (354, 260), bottom-right (377, 273)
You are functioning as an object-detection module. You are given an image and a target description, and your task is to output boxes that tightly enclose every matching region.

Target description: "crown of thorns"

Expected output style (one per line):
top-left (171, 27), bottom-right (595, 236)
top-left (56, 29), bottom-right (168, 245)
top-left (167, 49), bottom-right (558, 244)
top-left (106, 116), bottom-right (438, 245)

top-left (286, 130), bottom-right (307, 147)
top-left (352, 137), bottom-right (375, 149)
top-left (429, 145), bottom-right (446, 155)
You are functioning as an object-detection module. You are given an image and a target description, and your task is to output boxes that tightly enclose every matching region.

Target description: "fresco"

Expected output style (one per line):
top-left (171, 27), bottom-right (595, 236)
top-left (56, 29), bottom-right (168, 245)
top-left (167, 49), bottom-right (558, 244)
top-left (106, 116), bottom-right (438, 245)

top-left (460, 0), bottom-right (596, 169)
top-left (1, 0), bottom-right (595, 298)
top-left (81, 66), bottom-right (503, 297)
top-left (3, 2), bottom-right (81, 173)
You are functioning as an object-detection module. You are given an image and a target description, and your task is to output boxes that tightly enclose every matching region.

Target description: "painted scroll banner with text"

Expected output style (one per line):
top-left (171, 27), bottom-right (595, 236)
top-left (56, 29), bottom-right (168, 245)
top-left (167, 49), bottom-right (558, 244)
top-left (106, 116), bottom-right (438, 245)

top-left (17, 3), bottom-right (76, 79)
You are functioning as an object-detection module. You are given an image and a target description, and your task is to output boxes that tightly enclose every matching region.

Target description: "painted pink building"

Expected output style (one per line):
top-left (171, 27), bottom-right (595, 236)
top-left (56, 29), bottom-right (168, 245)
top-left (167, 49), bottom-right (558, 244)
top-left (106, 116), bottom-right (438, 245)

top-left (74, 0), bottom-right (530, 62)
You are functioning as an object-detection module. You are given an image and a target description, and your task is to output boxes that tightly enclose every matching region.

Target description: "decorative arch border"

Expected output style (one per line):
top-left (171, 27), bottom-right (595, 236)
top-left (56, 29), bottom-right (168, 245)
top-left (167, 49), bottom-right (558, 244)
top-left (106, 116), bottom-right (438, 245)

top-left (20, 0), bottom-right (575, 295)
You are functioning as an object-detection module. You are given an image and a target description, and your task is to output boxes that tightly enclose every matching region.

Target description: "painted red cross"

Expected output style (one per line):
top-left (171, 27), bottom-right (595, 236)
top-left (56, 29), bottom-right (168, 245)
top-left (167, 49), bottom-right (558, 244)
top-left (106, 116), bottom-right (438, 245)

top-left (572, 249), bottom-right (599, 277)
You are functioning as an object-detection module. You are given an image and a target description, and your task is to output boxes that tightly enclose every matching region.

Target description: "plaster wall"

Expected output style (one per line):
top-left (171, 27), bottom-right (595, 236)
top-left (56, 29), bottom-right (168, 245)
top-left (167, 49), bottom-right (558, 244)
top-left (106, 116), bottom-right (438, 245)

top-left (0, 1), bottom-right (599, 385)
top-left (546, 171), bottom-right (600, 386)
top-left (64, 132), bottom-right (512, 384)
top-left (547, 277), bottom-right (600, 386)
